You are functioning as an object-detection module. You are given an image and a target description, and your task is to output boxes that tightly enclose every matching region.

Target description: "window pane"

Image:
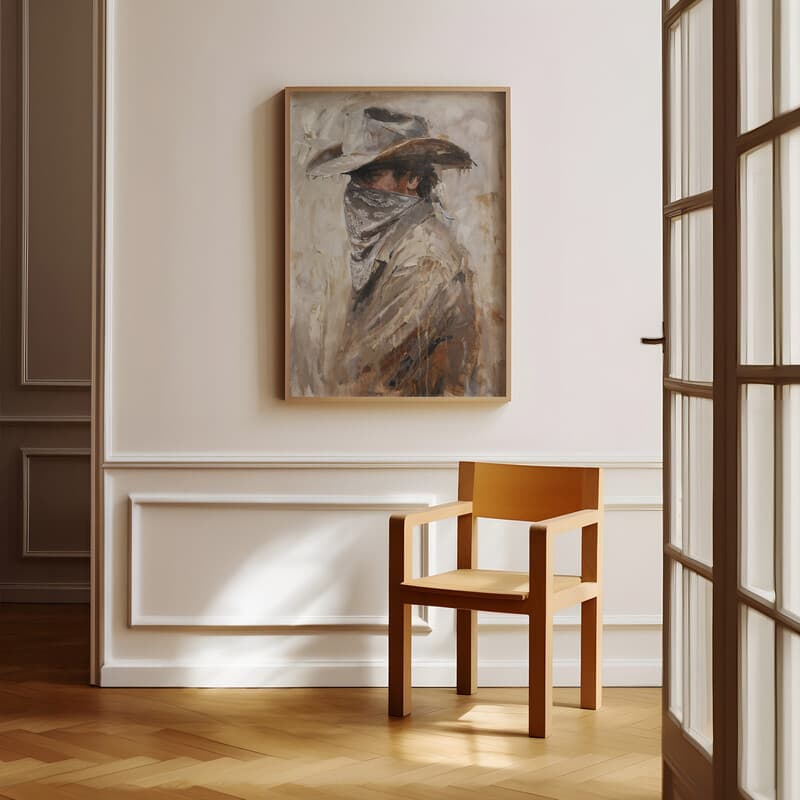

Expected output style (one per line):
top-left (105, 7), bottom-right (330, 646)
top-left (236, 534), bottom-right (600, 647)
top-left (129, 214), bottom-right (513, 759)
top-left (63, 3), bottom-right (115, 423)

top-left (669, 21), bottom-right (683, 202)
top-left (742, 384), bottom-right (776, 602)
top-left (671, 395), bottom-right (713, 565)
top-left (687, 398), bottom-right (713, 566)
top-left (687, 209), bottom-right (713, 382)
top-left (671, 394), bottom-right (684, 550)
top-left (670, 217), bottom-right (683, 379)
top-left (741, 143), bottom-right (775, 365)
top-left (778, 0), bottom-right (800, 115)
top-left (782, 129), bottom-right (800, 364)
top-left (686, 0), bottom-right (712, 197)
top-left (669, 210), bottom-right (713, 381)
top-left (740, 606), bottom-right (776, 800)
top-left (686, 571), bottom-right (712, 752)
top-left (779, 628), bottom-right (800, 800)
top-left (669, 1), bottom-right (712, 202)
top-left (740, 0), bottom-right (774, 132)
top-left (783, 385), bottom-right (800, 619)
top-left (669, 560), bottom-right (684, 722)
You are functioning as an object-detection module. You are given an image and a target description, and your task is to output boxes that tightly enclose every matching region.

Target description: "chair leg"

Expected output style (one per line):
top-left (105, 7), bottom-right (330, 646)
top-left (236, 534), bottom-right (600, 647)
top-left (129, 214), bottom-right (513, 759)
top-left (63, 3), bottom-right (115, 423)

top-left (580, 597), bottom-right (602, 710)
top-left (388, 599), bottom-right (411, 717)
top-left (529, 609), bottom-right (552, 737)
top-left (456, 609), bottom-right (477, 695)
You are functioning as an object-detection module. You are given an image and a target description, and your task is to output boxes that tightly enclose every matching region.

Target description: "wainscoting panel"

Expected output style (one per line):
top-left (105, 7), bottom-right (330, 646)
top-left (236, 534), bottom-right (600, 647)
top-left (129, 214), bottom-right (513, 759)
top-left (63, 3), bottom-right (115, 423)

top-left (0, 0), bottom-right (91, 604)
top-left (128, 493), bottom-right (433, 630)
top-left (23, 448), bottom-right (91, 557)
top-left (20, 0), bottom-right (93, 386)
top-left (0, 426), bottom-right (90, 600)
top-left (102, 462), bottom-right (662, 687)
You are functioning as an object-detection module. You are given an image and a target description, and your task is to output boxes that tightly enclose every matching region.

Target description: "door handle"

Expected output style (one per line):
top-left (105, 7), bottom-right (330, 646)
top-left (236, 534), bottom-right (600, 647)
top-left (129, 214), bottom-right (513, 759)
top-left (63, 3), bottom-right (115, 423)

top-left (641, 322), bottom-right (665, 348)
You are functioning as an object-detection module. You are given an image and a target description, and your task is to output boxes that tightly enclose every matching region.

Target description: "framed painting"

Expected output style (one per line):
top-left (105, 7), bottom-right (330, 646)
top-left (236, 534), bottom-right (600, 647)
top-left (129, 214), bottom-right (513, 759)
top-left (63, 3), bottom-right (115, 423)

top-left (285, 86), bottom-right (510, 401)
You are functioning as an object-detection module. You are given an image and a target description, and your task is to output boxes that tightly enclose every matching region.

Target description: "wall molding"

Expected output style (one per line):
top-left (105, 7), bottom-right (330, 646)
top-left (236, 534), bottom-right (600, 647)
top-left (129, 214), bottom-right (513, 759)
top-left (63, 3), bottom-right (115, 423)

top-left (92, 0), bottom-right (109, 687)
top-left (0, 582), bottom-right (89, 603)
top-left (128, 493), bottom-right (435, 631)
top-left (480, 613), bottom-right (662, 628)
top-left (100, 657), bottom-right (662, 688)
top-left (127, 615), bottom-right (433, 632)
top-left (19, 0), bottom-right (91, 388)
top-left (128, 492), bottom-right (437, 510)
top-left (21, 448), bottom-right (91, 557)
top-left (604, 497), bottom-right (662, 511)
top-left (104, 455), bottom-right (663, 470)
top-left (0, 415), bottom-right (91, 424)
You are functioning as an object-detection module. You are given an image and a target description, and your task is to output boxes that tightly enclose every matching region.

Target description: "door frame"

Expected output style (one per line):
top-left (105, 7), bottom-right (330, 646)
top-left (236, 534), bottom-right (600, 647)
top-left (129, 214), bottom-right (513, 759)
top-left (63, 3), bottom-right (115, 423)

top-left (661, 0), bottom-right (719, 795)
top-left (89, 0), bottom-right (107, 687)
top-left (710, 1), bottom-right (738, 797)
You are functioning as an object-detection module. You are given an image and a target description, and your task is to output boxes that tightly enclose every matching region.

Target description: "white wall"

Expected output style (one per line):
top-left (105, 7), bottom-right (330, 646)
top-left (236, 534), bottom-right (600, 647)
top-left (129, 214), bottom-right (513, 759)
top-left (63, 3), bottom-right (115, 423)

top-left (101, 0), bottom-right (663, 687)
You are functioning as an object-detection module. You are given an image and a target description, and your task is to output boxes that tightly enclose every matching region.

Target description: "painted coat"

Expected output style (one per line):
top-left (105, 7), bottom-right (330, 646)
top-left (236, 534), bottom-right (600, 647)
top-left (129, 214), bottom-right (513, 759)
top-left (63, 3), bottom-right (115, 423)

top-left (336, 202), bottom-right (479, 396)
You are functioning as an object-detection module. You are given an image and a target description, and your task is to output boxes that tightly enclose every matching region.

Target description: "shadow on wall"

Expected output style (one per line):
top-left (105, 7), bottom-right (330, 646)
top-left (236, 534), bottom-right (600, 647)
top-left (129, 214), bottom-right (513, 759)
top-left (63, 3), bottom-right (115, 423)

top-left (143, 511), bottom-right (413, 686)
top-left (251, 92), bottom-right (285, 405)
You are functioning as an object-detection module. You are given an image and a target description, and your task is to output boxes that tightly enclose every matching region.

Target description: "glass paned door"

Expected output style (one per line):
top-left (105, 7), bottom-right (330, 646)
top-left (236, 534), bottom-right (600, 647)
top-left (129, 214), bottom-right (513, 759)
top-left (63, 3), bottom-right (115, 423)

top-left (662, 0), bottom-right (715, 795)
top-left (663, 1), bottom-right (800, 796)
top-left (738, 0), bottom-right (800, 793)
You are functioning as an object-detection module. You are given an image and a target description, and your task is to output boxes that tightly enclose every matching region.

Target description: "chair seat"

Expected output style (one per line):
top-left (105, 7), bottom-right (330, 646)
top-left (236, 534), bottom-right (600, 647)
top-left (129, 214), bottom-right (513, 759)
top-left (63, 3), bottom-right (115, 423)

top-left (401, 569), bottom-right (582, 600)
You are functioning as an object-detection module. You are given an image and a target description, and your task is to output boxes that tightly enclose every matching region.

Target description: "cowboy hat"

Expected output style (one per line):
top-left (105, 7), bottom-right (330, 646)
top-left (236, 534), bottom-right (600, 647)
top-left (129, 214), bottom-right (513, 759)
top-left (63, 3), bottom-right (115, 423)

top-left (306, 106), bottom-right (474, 177)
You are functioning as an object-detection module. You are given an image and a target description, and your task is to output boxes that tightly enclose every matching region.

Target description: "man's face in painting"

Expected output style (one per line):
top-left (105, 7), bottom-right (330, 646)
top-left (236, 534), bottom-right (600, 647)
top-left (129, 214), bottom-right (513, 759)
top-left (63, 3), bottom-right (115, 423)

top-left (362, 167), bottom-right (422, 197)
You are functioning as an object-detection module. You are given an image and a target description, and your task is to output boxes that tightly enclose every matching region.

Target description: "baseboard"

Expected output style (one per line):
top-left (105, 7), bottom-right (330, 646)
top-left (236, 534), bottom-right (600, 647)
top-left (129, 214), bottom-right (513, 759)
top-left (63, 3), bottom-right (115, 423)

top-left (101, 658), bottom-right (662, 688)
top-left (0, 582), bottom-right (90, 603)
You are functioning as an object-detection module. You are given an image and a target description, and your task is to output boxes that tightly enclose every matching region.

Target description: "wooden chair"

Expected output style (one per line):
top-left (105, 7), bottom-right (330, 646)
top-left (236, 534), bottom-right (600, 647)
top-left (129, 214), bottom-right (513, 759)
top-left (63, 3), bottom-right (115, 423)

top-left (388, 461), bottom-right (603, 738)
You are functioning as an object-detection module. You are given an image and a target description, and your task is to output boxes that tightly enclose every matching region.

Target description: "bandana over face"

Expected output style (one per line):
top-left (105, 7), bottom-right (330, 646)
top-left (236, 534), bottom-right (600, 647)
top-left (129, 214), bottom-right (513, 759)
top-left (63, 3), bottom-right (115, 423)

top-left (343, 181), bottom-right (422, 292)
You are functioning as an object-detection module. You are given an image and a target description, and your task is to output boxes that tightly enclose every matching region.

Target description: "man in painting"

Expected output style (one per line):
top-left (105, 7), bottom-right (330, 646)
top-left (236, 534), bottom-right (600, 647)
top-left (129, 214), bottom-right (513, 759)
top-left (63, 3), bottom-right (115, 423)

top-left (307, 107), bottom-right (480, 397)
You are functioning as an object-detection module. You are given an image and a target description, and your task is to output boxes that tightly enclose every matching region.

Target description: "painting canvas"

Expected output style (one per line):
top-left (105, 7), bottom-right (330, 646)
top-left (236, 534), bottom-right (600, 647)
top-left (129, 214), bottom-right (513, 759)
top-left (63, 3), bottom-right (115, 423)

top-left (285, 87), bottom-right (509, 400)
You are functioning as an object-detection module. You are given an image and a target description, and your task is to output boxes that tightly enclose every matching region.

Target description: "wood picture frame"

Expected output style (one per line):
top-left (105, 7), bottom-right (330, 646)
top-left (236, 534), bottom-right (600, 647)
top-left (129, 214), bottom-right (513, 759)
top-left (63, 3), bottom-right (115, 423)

top-left (284, 86), bottom-right (510, 402)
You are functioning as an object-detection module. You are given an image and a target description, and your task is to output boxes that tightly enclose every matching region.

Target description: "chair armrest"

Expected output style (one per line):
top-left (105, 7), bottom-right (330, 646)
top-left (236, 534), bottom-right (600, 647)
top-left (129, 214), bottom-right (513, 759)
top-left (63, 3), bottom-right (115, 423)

top-left (528, 509), bottom-right (603, 595)
top-left (389, 501), bottom-right (473, 585)
top-left (529, 508), bottom-right (601, 537)
top-left (390, 501), bottom-right (473, 532)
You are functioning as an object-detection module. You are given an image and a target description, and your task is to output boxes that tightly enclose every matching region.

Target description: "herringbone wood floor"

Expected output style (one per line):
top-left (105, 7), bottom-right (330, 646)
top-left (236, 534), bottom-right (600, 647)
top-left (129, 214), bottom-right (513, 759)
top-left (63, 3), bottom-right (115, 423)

top-left (0, 605), bottom-right (661, 799)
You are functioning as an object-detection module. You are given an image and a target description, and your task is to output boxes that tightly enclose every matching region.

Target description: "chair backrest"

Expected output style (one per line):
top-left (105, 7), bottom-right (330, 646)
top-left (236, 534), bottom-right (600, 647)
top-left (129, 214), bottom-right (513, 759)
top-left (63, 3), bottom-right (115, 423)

top-left (457, 461), bottom-right (601, 522)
